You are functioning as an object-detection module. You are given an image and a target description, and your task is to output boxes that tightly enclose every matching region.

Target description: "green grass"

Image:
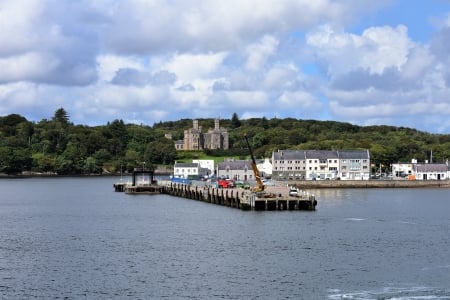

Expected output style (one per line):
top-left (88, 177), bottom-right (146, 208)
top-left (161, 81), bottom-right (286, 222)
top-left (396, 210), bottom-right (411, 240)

top-left (176, 151), bottom-right (243, 164)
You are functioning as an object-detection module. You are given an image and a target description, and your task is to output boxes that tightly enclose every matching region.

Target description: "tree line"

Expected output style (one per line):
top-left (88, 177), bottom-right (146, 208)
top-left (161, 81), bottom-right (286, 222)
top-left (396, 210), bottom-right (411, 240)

top-left (1, 109), bottom-right (449, 175)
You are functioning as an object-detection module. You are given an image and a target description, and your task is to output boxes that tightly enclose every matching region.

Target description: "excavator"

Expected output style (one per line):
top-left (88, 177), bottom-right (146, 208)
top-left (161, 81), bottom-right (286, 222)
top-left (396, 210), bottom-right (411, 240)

top-left (244, 134), bottom-right (265, 192)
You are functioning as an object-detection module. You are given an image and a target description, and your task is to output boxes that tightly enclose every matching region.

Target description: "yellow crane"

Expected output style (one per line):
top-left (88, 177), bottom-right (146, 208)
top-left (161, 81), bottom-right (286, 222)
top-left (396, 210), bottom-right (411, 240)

top-left (244, 134), bottom-right (265, 192)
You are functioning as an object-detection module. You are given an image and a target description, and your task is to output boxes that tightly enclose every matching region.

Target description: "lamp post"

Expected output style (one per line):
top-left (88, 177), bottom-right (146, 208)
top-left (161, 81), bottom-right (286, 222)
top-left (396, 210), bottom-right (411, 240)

top-left (142, 161), bottom-right (146, 184)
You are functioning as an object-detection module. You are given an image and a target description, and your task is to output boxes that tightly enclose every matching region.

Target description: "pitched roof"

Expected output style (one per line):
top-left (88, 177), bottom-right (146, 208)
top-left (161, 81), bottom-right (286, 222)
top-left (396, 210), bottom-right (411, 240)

top-left (338, 150), bottom-right (369, 159)
top-left (273, 150), bottom-right (306, 160)
top-left (305, 150), bottom-right (338, 160)
top-left (414, 163), bottom-right (448, 172)
top-left (174, 162), bottom-right (199, 168)
top-left (273, 149), bottom-right (369, 160)
top-left (217, 160), bottom-right (252, 170)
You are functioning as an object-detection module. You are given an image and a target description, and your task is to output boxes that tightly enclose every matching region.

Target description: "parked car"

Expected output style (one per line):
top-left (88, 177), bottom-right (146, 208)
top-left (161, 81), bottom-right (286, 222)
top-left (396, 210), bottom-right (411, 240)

top-left (289, 188), bottom-right (298, 196)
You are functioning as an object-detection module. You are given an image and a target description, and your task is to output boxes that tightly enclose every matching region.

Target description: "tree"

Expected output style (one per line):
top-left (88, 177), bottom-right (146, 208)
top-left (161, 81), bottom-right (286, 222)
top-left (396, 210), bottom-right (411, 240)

top-left (231, 112), bottom-right (241, 128)
top-left (52, 107), bottom-right (70, 127)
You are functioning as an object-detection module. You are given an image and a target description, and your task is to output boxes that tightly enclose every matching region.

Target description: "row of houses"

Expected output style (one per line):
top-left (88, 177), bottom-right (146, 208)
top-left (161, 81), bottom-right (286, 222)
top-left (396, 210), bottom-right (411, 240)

top-left (271, 149), bottom-right (371, 181)
top-left (172, 150), bottom-right (450, 181)
top-left (173, 149), bottom-right (372, 181)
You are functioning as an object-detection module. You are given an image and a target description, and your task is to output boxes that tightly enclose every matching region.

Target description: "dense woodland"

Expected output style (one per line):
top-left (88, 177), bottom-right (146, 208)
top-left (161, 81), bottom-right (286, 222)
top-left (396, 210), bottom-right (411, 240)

top-left (1, 108), bottom-right (450, 175)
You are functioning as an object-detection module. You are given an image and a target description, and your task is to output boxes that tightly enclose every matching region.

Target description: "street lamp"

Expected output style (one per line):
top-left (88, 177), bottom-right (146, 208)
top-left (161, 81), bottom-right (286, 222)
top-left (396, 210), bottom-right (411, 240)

top-left (142, 162), bottom-right (146, 184)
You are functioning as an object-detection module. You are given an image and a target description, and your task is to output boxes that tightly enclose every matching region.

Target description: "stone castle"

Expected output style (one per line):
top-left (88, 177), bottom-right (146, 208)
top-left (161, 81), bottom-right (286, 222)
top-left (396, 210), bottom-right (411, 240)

top-left (174, 119), bottom-right (229, 151)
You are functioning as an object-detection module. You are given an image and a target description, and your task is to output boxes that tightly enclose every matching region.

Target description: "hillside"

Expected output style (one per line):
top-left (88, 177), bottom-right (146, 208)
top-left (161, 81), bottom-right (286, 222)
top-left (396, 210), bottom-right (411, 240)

top-left (1, 109), bottom-right (449, 175)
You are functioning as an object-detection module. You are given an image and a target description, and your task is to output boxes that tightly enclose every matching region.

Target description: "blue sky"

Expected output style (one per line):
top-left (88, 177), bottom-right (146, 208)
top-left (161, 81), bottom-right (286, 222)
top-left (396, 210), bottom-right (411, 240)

top-left (1, 0), bottom-right (450, 133)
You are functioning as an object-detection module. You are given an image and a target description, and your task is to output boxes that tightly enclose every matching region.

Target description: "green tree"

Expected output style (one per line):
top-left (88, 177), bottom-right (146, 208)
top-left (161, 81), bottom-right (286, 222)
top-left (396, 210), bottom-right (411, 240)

top-left (231, 112), bottom-right (241, 128)
top-left (53, 107), bottom-right (70, 127)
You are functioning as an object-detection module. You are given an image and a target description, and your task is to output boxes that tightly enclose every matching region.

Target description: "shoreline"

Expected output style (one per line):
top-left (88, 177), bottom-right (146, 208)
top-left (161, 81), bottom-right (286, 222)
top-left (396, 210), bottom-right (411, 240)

top-left (289, 179), bottom-right (450, 189)
top-left (2, 173), bottom-right (450, 188)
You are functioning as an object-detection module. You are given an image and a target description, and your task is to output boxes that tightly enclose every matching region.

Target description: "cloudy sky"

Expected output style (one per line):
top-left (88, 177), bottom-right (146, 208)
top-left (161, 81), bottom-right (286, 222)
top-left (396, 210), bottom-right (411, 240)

top-left (1, 0), bottom-right (450, 133)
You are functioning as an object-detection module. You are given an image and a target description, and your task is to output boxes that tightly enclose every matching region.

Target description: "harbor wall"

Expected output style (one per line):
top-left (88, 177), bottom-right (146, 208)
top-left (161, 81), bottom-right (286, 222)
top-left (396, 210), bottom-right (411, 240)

top-left (289, 179), bottom-right (450, 189)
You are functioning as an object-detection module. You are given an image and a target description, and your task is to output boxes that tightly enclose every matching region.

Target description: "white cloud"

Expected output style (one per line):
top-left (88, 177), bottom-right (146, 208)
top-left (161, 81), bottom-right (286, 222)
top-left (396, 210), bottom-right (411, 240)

top-left (307, 24), bottom-right (413, 76)
top-left (165, 52), bottom-right (227, 81)
top-left (0, 53), bottom-right (59, 83)
top-left (2, 0), bottom-right (450, 133)
top-left (0, 0), bottom-right (43, 57)
top-left (277, 91), bottom-right (321, 110)
top-left (245, 35), bottom-right (279, 71)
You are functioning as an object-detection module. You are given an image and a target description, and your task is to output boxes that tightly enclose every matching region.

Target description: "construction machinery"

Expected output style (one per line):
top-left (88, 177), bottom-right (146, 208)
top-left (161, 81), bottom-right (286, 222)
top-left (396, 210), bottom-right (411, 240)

top-left (244, 134), bottom-right (265, 192)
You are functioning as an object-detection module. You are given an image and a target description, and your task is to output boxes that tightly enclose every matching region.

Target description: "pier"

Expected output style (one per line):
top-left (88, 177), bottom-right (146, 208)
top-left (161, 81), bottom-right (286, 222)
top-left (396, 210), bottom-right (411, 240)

top-left (161, 182), bottom-right (316, 211)
top-left (115, 179), bottom-right (317, 211)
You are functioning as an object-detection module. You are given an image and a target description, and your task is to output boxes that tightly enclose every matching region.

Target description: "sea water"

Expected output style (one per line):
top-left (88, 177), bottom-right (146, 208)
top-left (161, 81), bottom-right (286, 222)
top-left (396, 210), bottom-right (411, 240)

top-left (1, 177), bottom-right (449, 299)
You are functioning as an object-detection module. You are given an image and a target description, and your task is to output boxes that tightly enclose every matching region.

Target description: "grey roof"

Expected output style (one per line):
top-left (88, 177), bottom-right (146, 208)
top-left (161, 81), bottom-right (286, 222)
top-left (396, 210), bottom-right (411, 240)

top-left (273, 150), bottom-right (307, 160)
top-left (305, 150), bottom-right (338, 160)
top-left (337, 150), bottom-right (369, 159)
top-left (217, 160), bottom-right (252, 170)
top-left (415, 163), bottom-right (448, 172)
top-left (273, 149), bottom-right (369, 160)
top-left (174, 162), bottom-right (199, 168)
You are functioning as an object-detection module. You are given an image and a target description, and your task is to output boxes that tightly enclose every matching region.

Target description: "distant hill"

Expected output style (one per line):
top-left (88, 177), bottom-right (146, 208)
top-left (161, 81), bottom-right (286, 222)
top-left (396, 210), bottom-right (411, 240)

top-left (1, 111), bottom-right (449, 175)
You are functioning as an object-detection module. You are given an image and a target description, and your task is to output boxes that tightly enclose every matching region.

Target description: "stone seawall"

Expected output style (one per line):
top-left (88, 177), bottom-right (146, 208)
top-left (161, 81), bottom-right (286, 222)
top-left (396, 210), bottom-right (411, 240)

top-left (289, 180), bottom-right (450, 189)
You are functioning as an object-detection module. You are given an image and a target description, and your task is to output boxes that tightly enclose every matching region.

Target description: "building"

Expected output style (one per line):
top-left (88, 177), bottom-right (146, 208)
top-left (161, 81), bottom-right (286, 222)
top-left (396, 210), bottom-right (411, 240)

top-left (414, 163), bottom-right (449, 180)
top-left (271, 149), bottom-right (370, 180)
top-left (173, 162), bottom-right (209, 179)
top-left (203, 118), bottom-right (229, 150)
top-left (183, 120), bottom-right (203, 150)
top-left (391, 162), bottom-right (415, 178)
top-left (192, 159), bottom-right (215, 177)
top-left (338, 150), bottom-right (371, 180)
top-left (392, 159), bottom-right (450, 180)
top-left (216, 159), bottom-right (255, 181)
top-left (178, 119), bottom-right (229, 151)
top-left (257, 158), bottom-right (273, 179)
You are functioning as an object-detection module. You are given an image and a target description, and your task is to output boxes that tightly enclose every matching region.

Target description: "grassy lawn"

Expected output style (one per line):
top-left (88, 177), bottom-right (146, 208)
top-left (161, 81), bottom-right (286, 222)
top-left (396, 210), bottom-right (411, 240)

top-left (176, 151), bottom-right (244, 164)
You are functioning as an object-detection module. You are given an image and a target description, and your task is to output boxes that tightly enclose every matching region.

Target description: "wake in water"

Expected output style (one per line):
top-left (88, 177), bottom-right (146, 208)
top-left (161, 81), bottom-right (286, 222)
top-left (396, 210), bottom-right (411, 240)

top-left (327, 286), bottom-right (450, 299)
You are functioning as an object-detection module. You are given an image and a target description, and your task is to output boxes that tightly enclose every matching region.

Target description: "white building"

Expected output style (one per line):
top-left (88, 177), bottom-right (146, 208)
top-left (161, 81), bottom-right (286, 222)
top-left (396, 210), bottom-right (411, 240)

top-left (391, 159), bottom-right (450, 180)
top-left (192, 159), bottom-right (215, 177)
top-left (271, 149), bottom-right (370, 180)
top-left (216, 160), bottom-right (254, 181)
top-left (257, 158), bottom-right (273, 178)
top-left (414, 163), bottom-right (449, 180)
top-left (173, 162), bottom-right (209, 179)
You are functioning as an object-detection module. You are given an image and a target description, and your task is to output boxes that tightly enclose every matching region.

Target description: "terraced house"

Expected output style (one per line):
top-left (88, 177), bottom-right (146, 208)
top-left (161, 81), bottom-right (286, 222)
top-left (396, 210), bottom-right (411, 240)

top-left (271, 149), bottom-right (370, 181)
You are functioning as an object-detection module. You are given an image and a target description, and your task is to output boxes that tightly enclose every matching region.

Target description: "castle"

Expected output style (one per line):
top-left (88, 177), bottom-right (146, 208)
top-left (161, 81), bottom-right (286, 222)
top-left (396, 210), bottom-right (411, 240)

top-left (174, 119), bottom-right (229, 151)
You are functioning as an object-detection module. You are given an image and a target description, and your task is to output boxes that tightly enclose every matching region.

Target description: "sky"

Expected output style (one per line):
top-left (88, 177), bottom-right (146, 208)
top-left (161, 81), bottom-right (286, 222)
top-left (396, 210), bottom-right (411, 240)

top-left (1, 0), bottom-right (450, 133)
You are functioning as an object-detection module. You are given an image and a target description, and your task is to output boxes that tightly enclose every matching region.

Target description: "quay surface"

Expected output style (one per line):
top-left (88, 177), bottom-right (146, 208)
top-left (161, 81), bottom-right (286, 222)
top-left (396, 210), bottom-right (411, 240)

top-left (161, 181), bottom-right (317, 211)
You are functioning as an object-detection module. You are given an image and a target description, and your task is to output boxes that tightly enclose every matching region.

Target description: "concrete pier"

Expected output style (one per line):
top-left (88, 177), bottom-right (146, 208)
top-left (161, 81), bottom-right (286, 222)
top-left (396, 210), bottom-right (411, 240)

top-left (159, 181), bottom-right (317, 211)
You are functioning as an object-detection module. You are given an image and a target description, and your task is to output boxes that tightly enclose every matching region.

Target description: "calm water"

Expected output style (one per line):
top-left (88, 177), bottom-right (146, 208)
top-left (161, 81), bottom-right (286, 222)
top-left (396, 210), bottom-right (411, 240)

top-left (1, 177), bottom-right (450, 299)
